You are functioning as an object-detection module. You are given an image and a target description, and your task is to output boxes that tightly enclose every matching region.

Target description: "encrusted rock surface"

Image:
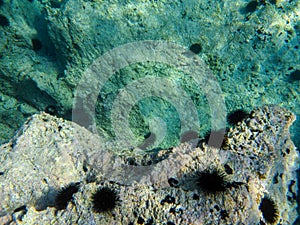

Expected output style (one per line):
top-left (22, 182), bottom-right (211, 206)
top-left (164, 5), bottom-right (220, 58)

top-left (1, 0), bottom-right (299, 149)
top-left (0, 105), bottom-right (299, 224)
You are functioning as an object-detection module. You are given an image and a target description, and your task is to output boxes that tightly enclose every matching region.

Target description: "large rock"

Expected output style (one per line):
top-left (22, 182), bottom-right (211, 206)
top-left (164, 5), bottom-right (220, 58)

top-left (0, 0), bottom-right (299, 150)
top-left (0, 105), bottom-right (298, 224)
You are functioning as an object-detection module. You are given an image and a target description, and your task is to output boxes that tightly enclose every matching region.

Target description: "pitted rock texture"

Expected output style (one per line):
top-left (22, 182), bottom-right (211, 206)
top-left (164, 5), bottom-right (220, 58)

top-left (0, 105), bottom-right (298, 224)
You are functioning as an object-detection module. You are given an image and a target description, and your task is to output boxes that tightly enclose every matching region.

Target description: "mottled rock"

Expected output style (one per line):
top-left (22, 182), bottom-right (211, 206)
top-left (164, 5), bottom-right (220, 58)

top-left (0, 0), bottom-right (299, 150)
top-left (0, 105), bottom-right (298, 224)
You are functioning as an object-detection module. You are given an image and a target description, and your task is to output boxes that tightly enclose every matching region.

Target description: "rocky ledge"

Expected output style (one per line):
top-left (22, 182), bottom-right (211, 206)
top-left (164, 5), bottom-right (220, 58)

top-left (0, 105), bottom-right (298, 225)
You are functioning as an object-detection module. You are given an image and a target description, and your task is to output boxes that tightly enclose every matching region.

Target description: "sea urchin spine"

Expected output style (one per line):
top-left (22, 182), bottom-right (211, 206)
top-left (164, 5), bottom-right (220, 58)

top-left (92, 186), bottom-right (118, 213)
top-left (259, 196), bottom-right (279, 224)
top-left (55, 182), bottom-right (80, 210)
top-left (227, 109), bottom-right (249, 126)
top-left (194, 169), bottom-right (228, 195)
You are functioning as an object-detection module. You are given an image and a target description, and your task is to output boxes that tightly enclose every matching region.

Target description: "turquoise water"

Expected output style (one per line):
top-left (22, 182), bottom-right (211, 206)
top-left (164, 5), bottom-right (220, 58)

top-left (0, 0), bottom-right (299, 224)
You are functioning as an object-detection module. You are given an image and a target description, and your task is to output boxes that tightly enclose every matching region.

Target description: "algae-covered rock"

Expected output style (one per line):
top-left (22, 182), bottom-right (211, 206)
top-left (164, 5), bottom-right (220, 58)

top-left (0, 105), bottom-right (298, 224)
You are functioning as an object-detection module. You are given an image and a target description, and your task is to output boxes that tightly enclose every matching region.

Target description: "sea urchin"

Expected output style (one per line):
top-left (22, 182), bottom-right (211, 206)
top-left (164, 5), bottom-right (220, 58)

top-left (227, 109), bottom-right (249, 126)
top-left (55, 182), bottom-right (80, 210)
top-left (259, 196), bottom-right (279, 224)
top-left (92, 187), bottom-right (118, 213)
top-left (194, 169), bottom-right (228, 195)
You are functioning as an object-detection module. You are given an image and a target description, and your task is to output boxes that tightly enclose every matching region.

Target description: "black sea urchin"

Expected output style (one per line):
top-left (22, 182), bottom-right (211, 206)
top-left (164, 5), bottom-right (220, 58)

top-left (189, 43), bottom-right (202, 54)
top-left (92, 187), bottom-right (118, 213)
top-left (55, 182), bottom-right (80, 210)
top-left (0, 14), bottom-right (9, 27)
top-left (259, 196), bottom-right (279, 224)
top-left (289, 69), bottom-right (300, 82)
top-left (194, 169), bottom-right (228, 195)
top-left (227, 109), bottom-right (249, 126)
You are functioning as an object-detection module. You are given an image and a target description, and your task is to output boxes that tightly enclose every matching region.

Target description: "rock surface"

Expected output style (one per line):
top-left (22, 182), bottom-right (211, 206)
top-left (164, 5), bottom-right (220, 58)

top-left (0, 0), bottom-right (299, 150)
top-left (0, 105), bottom-right (298, 224)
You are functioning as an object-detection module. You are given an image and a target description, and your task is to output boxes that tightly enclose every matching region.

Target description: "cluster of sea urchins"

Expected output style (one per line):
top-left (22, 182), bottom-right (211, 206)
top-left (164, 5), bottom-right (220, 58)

top-left (55, 183), bottom-right (118, 213)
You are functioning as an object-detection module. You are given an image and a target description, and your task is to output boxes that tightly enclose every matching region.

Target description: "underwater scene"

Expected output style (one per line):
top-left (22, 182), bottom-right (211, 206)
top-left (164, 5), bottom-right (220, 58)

top-left (0, 0), bottom-right (299, 224)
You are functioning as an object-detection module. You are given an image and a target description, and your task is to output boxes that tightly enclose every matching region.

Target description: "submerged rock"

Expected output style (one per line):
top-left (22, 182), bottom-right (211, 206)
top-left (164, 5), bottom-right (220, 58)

top-left (0, 105), bottom-right (298, 224)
